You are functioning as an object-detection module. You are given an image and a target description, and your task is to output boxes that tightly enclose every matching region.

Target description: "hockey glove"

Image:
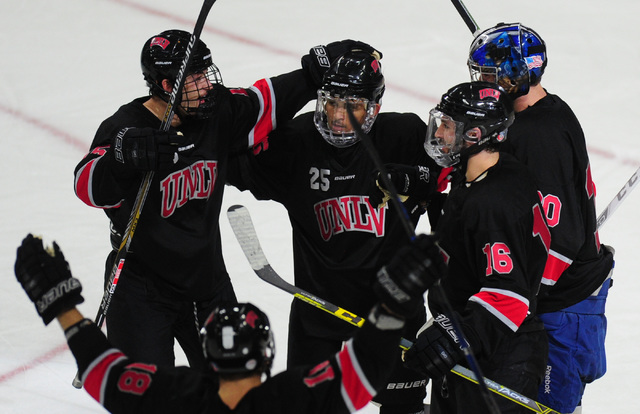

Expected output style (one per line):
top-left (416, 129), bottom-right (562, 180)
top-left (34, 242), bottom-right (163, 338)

top-left (370, 164), bottom-right (437, 210)
top-left (111, 127), bottom-right (193, 172)
top-left (14, 234), bottom-right (84, 325)
top-left (301, 39), bottom-right (383, 87)
top-left (374, 233), bottom-right (445, 318)
top-left (403, 314), bottom-right (464, 379)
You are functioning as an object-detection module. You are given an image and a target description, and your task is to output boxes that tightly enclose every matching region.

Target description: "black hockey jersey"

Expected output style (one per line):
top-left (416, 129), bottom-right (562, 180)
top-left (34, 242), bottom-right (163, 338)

top-left (228, 112), bottom-right (446, 338)
top-left (502, 92), bottom-right (614, 313)
top-left (68, 317), bottom-right (403, 414)
top-left (429, 153), bottom-right (550, 357)
top-left (74, 70), bottom-right (315, 301)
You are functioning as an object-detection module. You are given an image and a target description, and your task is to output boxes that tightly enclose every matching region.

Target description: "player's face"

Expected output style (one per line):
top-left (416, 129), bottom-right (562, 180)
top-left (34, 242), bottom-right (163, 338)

top-left (181, 71), bottom-right (213, 110)
top-left (325, 97), bottom-right (368, 133)
top-left (434, 117), bottom-right (458, 152)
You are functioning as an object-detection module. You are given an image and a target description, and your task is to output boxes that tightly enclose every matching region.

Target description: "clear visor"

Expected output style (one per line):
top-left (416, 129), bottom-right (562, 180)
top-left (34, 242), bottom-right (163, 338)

top-left (314, 90), bottom-right (378, 148)
top-left (424, 109), bottom-right (466, 167)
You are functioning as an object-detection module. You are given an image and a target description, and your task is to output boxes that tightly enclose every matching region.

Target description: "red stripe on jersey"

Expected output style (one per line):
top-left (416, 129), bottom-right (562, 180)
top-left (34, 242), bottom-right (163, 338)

top-left (540, 250), bottom-right (572, 286)
top-left (337, 341), bottom-right (374, 411)
top-left (74, 146), bottom-right (121, 209)
top-left (437, 167), bottom-right (453, 192)
top-left (84, 349), bottom-right (127, 405)
top-left (248, 78), bottom-right (275, 147)
top-left (230, 88), bottom-right (249, 97)
top-left (470, 288), bottom-right (529, 331)
top-left (75, 159), bottom-right (100, 207)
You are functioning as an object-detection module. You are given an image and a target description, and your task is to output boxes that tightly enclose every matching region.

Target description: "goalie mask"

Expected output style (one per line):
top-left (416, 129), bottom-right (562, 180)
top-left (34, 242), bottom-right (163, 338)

top-left (424, 82), bottom-right (514, 167)
top-left (141, 29), bottom-right (223, 119)
top-left (314, 50), bottom-right (385, 148)
top-left (201, 302), bottom-right (275, 377)
top-left (468, 23), bottom-right (547, 98)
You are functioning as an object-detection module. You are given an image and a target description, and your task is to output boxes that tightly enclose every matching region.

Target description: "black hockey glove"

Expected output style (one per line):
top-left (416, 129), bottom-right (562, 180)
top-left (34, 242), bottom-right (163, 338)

top-left (374, 233), bottom-right (445, 318)
top-left (14, 234), bottom-right (84, 326)
top-left (111, 127), bottom-right (193, 172)
top-left (403, 314), bottom-right (464, 379)
top-left (369, 164), bottom-right (437, 210)
top-left (301, 39), bottom-right (383, 87)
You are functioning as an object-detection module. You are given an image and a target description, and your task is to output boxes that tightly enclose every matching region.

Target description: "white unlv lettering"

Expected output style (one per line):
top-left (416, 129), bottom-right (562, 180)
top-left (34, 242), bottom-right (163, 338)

top-left (313, 196), bottom-right (386, 241)
top-left (160, 160), bottom-right (218, 218)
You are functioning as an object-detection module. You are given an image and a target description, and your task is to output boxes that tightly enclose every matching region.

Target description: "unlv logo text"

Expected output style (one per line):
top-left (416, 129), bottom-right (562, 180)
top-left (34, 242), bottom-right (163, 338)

top-left (314, 196), bottom-right (386, 241)
top-left (160, 160), bottom-right (218, 217)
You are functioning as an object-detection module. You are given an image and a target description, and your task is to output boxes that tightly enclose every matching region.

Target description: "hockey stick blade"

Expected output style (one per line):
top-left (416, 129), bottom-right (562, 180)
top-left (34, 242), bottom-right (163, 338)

top-left (226, 205), bottom-right (366, 328)
top-left (226, 204), bottom-right (560, 414)
top-left (71, 0), bottom-right (218, 390)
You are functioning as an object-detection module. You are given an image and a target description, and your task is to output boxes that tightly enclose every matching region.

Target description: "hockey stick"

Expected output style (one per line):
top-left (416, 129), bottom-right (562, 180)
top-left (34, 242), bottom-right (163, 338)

top-left (345, 106), bottom-right (500, 414)
top-left (226, 204), bottom-right (560, 414)
top-left (450, 0), bottom-right (480, 35)
top-left (71, 0), bottom-right (218, 389)
top-left (596, 165), bottom-right (639, 229)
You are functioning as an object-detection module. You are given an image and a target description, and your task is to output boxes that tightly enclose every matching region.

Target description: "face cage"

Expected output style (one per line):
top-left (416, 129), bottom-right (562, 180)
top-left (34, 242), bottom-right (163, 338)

top-left (179, 63), bottom-right (223, 119)
top-left (314, 90), bottom-right (379, 148)
top-left (424, 109), bottom-right (468, 168)
top-left (467, 24), bottom-right (530, 97)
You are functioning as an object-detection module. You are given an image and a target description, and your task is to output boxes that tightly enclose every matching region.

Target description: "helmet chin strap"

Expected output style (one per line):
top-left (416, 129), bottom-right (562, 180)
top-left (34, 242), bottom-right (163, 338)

top-left (458, 132), bottom-right (493, 166)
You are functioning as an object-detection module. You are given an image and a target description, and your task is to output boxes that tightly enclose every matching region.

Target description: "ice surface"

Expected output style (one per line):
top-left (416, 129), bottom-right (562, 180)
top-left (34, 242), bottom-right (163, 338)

top-left (1, 0), bottom-right (638, 412)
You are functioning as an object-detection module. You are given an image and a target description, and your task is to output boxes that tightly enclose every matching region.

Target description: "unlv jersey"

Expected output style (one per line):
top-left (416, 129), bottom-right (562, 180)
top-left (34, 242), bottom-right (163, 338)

top-left (502, 93), bottom-right (614, 313)
top-left (73, 70), bottom-right (315, 301)
top-left (67, 318), bottom-right (403, 414)
top-left (429, 153), bottom-right (550, 356)
top-left (228, 111), bottom-right (445, 337)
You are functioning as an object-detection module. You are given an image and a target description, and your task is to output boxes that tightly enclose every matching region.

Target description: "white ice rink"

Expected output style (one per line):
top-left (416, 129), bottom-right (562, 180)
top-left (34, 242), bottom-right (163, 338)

top-left (1, 0), bottom-right (639, 412)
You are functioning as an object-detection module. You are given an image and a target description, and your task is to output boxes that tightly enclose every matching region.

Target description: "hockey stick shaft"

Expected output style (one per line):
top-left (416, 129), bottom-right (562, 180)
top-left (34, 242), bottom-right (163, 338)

top-left (450, 0), bottom-right (480, 34)
top-left (226, 204), bottom-right (560, 414)
top-left (345, 106), bottom-right (499, 413)
top-left (71, 0), bottom-right (218, 389)
top-left (596, 165), bottom-right (639, 229)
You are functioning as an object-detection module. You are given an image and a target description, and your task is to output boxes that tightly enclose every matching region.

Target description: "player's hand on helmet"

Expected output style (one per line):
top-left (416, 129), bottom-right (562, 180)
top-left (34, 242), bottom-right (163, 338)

top-left (111, 127), bottom-right (193, 172)
top-left (14, 234), bottom-right (84, 325)
top-left (403, 314), bottom-right (464, 379)
top-left (369, 164), bottom-right (437, 210)
top-left (374, 233), bottom-right (445, 318)
top-left (302, 39), bottom-right (383, 87)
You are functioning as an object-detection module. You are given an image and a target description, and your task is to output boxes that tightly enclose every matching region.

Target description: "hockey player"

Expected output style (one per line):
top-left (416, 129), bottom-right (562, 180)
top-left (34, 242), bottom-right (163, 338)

top-left (467, 23), bottom-right (615, 413)
top-left (13, 231), bottom-right (444, 414)
top-left (402, 82), bottom-right (550, 413)
top-left (73, 29), bottom-right (379, 370)
top-left (227, 50), bottom-right (449, 414)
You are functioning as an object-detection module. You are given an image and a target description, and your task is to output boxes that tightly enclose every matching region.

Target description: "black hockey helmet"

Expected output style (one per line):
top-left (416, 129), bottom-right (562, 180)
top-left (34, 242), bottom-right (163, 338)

top-left (425, 81), bottom-right (514, 167)
top-left (314, 50), bottom-right (385, 147)
top-left (321, 50), bottom-right (385, 103)
top-left (468, 23), bottom-right (547, 98)
top-left (201, 303), bottom-right (275, 377)
top-left (140, 29), bottom-right (222, 118)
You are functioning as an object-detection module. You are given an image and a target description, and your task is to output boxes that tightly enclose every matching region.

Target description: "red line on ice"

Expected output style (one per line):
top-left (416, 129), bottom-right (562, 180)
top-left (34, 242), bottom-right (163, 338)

top-left (0, 343), bottom-right (69, 384)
